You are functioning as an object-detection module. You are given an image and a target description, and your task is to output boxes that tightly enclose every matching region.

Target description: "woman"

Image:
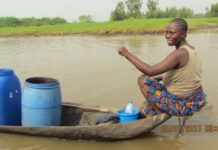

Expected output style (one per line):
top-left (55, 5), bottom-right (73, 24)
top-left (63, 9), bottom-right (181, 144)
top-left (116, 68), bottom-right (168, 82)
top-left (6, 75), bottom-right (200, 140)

top-left (118, 18), bottom-right (206, 118)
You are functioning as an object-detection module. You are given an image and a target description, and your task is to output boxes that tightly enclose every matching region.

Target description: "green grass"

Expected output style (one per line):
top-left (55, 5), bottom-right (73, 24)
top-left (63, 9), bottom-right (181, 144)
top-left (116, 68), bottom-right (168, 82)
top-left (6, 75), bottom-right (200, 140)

top-left (0, 18), bottom-right (218, 36)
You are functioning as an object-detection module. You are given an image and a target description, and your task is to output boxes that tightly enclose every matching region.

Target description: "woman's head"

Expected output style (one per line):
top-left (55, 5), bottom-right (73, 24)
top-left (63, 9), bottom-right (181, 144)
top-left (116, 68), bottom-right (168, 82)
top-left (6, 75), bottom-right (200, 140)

top-left (165, 18), bottom-right (188, 47)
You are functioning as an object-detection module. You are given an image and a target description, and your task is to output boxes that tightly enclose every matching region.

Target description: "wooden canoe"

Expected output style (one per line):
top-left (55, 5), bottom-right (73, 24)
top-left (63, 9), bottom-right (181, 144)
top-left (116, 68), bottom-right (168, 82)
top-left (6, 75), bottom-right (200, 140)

top-left (0, 102), bottom-right (171, 140)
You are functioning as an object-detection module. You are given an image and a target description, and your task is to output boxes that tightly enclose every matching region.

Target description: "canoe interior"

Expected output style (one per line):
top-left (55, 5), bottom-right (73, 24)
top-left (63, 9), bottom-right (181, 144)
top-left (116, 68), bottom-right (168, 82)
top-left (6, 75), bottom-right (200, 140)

top-left (61, 103), bottom-right (111, 126)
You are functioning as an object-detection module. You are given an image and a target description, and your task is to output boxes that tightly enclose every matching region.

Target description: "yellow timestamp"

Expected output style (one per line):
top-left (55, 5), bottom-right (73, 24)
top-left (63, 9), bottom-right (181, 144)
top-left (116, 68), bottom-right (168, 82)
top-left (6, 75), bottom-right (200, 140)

top-left (161, 124), bottom-right (218, 133)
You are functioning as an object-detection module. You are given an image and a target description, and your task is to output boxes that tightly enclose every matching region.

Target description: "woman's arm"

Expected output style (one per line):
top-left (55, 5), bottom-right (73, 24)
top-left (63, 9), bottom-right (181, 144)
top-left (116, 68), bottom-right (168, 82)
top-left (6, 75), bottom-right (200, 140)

top-left (118, 46), bottom-right (188, 76)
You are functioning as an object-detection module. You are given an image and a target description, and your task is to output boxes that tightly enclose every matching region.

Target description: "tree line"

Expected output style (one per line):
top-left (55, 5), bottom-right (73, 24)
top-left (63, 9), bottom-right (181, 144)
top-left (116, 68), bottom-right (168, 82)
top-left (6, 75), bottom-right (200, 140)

top-left (0, 17), bottom-right (67, 28)
top-left (110, 0), bottom-right (218, 20)
top-left (0, 0), bottom-right (217, 27)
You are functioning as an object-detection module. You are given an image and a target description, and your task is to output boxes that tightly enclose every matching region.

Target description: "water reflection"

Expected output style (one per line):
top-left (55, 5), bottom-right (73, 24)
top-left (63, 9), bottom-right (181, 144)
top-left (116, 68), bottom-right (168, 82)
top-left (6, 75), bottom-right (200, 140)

top-left (0, 132), bottom-right (185, 150)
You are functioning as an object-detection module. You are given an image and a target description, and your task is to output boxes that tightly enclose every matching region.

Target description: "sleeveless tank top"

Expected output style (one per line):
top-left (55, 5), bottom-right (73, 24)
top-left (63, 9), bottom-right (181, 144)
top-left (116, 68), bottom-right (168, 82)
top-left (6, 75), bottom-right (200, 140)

top-left (162, 45), bottom-right (202, 96)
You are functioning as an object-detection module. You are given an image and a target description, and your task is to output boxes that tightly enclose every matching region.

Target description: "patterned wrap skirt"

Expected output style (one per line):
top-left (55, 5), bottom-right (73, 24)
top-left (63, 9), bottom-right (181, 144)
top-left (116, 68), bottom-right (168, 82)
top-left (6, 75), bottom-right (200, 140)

top-left (141, 77), bottom-right (206, 117)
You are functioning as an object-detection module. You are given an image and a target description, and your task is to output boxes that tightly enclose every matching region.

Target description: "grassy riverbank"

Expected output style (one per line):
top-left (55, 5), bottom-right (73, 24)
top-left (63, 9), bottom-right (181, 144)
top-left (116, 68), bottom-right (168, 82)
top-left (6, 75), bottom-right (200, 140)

top-left (0, 18), bottom-right (218, 36)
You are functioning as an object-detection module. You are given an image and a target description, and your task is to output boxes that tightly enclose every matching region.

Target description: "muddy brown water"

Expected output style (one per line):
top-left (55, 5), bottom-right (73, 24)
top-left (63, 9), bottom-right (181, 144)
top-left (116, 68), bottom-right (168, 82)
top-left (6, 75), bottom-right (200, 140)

top-left (0, 29), bottom-right (218, 150)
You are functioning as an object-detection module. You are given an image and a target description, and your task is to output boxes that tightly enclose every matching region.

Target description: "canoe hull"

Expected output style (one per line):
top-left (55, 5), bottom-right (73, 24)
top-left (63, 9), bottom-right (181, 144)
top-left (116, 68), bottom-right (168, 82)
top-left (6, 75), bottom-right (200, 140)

top-left (0, 102), bottom-right (171, 140)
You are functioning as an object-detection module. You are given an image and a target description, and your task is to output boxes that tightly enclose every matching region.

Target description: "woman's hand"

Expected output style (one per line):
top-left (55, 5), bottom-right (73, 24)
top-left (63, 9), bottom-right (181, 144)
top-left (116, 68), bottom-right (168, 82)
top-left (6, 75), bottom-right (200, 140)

top-left (118, 47), bottom-right (129, 57)
top-left (151, 75), bottom-right (163, 81)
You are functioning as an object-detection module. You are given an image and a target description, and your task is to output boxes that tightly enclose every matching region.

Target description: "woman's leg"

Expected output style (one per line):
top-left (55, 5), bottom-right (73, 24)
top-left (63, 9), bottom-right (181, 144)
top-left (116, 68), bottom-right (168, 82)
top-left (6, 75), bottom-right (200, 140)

top-left (138, 74), bottom-right (162, 117)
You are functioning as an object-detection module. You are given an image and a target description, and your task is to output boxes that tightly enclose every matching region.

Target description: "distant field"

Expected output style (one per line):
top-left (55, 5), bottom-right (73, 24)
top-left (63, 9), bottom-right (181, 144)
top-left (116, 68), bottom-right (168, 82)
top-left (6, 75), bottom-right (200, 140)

top-left (0, 18), bottom-right (218, 36)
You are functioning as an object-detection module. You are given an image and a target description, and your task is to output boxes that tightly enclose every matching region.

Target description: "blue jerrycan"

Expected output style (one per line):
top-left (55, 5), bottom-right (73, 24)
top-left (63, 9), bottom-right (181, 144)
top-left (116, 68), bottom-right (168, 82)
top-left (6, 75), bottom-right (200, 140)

top-left (0, 68), bottom-right (21, 125)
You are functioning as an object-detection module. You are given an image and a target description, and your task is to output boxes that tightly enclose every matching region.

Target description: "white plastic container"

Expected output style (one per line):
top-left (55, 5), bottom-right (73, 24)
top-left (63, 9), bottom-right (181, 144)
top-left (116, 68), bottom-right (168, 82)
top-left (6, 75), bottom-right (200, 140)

top-left (125, 101), bottom-right (134, 114)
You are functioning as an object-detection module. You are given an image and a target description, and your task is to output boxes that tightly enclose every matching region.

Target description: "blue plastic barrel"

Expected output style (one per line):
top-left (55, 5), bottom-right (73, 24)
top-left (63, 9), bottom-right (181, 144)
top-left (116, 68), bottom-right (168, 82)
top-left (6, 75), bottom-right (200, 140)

top-left (0, 68), bottom-right (21, 125)
top-left (22, 77), bottom-right (61, 126)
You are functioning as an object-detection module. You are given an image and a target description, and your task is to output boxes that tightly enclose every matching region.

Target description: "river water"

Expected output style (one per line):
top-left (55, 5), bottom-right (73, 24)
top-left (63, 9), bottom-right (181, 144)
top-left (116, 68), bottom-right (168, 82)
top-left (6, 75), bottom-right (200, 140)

top-left (0, 29), bottom-right (218, 150)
